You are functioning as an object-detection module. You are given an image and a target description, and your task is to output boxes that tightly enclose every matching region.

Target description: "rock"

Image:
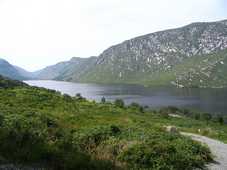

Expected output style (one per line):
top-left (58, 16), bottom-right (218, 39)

top-left (165, 126), bottom-right (179, 134)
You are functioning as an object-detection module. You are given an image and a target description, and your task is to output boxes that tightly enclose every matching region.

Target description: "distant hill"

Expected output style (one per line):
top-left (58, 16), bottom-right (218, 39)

top-left (0, 58), bottom-right (30, 80)
top-left (13, 65), bottom-right (35, 79)
top-left (35, 57), bottom-right (97, 81)
top-left (34, 61), bottom-right (71, 80)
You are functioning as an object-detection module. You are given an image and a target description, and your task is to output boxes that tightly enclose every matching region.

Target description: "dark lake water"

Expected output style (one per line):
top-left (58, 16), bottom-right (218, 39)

top-left (25, 80), bottom-right (227, 114)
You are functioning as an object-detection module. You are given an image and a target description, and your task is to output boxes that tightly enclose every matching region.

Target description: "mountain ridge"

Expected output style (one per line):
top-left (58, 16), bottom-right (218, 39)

top-left (1, 19), bottom-right (227, 88)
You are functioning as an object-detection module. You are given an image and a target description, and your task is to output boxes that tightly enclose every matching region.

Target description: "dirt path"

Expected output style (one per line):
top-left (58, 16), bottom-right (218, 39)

top-left (181, 132), bottom-right (227, 170)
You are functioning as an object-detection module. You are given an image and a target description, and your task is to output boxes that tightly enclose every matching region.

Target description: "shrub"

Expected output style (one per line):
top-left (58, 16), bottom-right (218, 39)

top-left (167, 106), bottom-right (181, 113)
top-left (63, 94), bottom-right (72, 101)
top-left (114, 99), bottom-right (124, 108)
top-left (118, 134), bottom-right (212, 170)
top-left (75, 93), bottom-right (84, 100)
top-left (73, 125), bottom-right (121, 152)
top-left (202, 113), bottom-right (212, 123)
top-left (215, 114), bottom-right (224, 125)
top-left (110, 125), bottom-right (121, 134)
top-left (182, 108), bottom-right (192, 117)
top-left (159, 109), bottom-right (169, 119)
top-left (193, 113), bottom-right (201, 120)
top-left (130, 102), bottom-right (144, 113)
top-left (0, 113), bottom-right (4, 126)
top-left (0, 114), bottom-right (48, 163)
top-left (101, 97), bottom-right (106, 103)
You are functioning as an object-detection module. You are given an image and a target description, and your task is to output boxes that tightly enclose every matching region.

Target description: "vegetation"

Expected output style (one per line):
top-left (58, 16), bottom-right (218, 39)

top-left (114, 99), bottom-right (125, 108)
top-left (0, 75), bottom-right (28, 88)
top-left (1, 76), bottom-right (227, 169)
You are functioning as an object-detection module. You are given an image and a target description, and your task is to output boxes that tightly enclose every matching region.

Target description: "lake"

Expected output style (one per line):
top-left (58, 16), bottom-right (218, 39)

top-left (25, 80), bottom-right (227, 114)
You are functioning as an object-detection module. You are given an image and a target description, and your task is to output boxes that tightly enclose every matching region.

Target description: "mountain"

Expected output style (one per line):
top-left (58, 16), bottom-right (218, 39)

top-left (52, 19), bottom-right (225, 88)
top-left (35, 57), bottom-right (97, 81)
top-left (34, 61), bottom-right (71, 80)
top-left (55, 57), bottom-right (97, 81)
top-left (0, 58), bottom-right (32, 80)
top-left (34, 19), bottom-right (227, 88)
top-left (75, 20), bottom-right (227, 88)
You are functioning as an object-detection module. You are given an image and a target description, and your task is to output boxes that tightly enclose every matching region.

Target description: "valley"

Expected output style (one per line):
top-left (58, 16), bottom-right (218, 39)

top-left (1, 0), bottom-right (227, 169)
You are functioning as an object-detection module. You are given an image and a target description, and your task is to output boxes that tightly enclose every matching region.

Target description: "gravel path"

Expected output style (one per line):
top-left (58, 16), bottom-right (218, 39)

top-left (181, 132), bottom-right (227, 170)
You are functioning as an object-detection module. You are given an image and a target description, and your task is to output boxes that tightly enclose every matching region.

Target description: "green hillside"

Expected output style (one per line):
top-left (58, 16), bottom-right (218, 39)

top-left (0, 75), bottom-right (27, 88)
top-left (35, 57), bottom-right (97, 81)
top-left (1, 77), bottom-right (227, 169)
top-left (79, 49), bottom-right (227, 88)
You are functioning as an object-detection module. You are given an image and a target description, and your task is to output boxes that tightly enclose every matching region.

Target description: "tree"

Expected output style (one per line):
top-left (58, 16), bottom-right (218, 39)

top-left (130, 103), bottom-right (144, 113)
top-left (63, 94), bottom-right (72, 101)
top-left (217, 115), bottom-right (224, 125)
top-left (114, 99), bottom-right (125, 108)
top-left (75, 93), bottom-right (83, 100)
top-left (101, 97), bottom-right (106, 103)
top-left (202, 113), bottom-right (212, 124)
top-left (193, 113), bottom-right (201, 120)
top-left (130, 102), bottom-right (140, 108)
top-left (139, 106), bottom-right (144, 113)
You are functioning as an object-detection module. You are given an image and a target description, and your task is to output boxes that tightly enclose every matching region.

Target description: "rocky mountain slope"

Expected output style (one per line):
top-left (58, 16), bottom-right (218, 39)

top-left (77, 19), bottom-right (227, 88)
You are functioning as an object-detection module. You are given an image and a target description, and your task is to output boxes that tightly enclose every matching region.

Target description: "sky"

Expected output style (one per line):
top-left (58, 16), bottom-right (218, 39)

top-left (0, 0), bottom-right (227, 71)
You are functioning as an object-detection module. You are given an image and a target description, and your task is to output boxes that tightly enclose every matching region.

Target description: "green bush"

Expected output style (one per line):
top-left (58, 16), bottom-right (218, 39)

top-left (193, 113), bottom-right (201, 120)
top-left (0, 114), bottom-right (48, 163)
top-left (214, 114), bottom-right (224, 125)
top-left (130, 102), bottom-right (144, 113)
top-left (73, 125), bottom-right (121, 152)
top-left (202, 113), bottom-right (212, 123)
top-left (114, 99), bottom-right (125, 108)
top-left (101, 97), bottom-right (106, 103)
top-left (118, 134), bottom-right (212, 170)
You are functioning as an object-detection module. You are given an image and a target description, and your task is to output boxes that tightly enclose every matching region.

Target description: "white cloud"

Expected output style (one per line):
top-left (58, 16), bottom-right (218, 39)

top-left (0, 0), bottom-right (226, 71)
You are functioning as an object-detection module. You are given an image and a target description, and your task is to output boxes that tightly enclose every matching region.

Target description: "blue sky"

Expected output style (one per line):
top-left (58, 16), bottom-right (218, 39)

top-left (0, 0), bottom-right (227, 71)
